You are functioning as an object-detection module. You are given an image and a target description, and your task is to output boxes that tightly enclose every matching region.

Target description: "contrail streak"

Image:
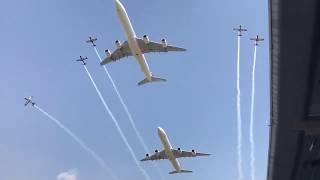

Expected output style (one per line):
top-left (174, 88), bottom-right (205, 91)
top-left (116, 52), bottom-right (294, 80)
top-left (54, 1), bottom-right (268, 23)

top-left (82, 65), bottom-right (151, 180)
top-left (236, 35), bottom-right (243, 180)
top-left (93, 47), bottom-right (164, 180)
top-left (33, 105), bottom-right (118, 180)
top-left (249, 45), bottom-right (257, 180)
top-left (93, 47), bottom-right (149, 152)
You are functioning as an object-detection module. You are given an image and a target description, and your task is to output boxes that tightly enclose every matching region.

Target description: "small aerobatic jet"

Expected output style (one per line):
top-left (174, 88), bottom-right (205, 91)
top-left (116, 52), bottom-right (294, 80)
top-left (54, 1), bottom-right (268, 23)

top-left (24, 96), bottom-right (35, 106)
top-left (76, 56), bottom-right (88, 65)
top-left (86, 36), bottom-right (97, 47)
top-left (101, 0), bottom-right (186, 86)
top-left (141, 127), bottom-right (210, 174)
top-left (233, 25), bottom-right (247, 36)
top-left (250, 35), bottom-right (264, 45)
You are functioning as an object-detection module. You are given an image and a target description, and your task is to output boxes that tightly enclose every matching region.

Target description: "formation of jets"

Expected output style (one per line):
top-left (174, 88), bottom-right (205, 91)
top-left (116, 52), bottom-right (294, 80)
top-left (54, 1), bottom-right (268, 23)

top-left (141, 127), bottom-right (210, 174)
top-left (233, 26), bottom-right (264, 46)
top-left (24, 0), bottom-right (266, 176)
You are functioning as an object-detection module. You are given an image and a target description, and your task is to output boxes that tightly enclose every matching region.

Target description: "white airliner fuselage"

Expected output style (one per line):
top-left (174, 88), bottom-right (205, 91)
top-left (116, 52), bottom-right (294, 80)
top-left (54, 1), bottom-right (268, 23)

top-left (141, 127), bottom-right (209, 174)
top-left (115, 0), bottom-right (152, 81)
top-left (157, 127), bottom-right (182, 172)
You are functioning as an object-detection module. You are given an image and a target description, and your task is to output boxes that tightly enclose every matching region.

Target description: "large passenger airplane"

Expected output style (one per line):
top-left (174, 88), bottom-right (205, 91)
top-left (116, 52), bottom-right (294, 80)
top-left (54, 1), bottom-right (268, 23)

top-left (141, 127), bottom-right (210, 174)
top-left (100, 0), bottom-right (186, 86)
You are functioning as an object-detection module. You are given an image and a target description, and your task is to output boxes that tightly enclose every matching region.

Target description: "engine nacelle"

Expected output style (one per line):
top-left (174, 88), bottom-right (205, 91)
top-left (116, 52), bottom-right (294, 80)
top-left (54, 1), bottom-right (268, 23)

top-left (191, 149), bottom-right (196, 156)
top-left (177, 148), bottom-right (182, 154)
top-left (105, 49), bottom-right (111, 57)
top-left (143, 35), bottom-right (150, 44)
top-left (115, 40), bottom-right (121, 49)
top-left (155, 149), bottom-right (159, 155)
top-left (154, 150), bottom-right (160, 159)
top-left (161, 39), bottom-right (167, 47)
top-left (146, 153), bottom-right (149, 157)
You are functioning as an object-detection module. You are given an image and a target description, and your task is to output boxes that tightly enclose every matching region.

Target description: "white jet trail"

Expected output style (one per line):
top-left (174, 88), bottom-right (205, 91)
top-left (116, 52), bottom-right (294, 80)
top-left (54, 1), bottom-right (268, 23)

top-left (236, 35), bottom-right (243, 180)
top-left (93, 47), bottom-right (164, 180)
top-left (93, 47), bottom-right (149, 152)
top-left (82, 65), bottom-right (151, 180)
top-left (249, 45), bottom-right (257, 180)
top-left (33, 105), bottom-right (118, 180)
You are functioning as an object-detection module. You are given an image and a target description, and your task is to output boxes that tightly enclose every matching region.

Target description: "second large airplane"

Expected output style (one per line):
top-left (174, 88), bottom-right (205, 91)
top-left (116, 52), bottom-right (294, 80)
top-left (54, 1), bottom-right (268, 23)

top-left (100, 0), bottom-right (186, 86)
top-left (141, 127), bottom-right (210, 174)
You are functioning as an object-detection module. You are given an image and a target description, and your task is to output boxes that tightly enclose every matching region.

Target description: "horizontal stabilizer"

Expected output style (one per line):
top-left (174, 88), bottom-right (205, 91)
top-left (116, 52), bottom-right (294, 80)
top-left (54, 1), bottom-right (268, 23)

top-left (138, 76), bottom-right (167, 86)
top-left (169, 170), bottom-right (193, 174)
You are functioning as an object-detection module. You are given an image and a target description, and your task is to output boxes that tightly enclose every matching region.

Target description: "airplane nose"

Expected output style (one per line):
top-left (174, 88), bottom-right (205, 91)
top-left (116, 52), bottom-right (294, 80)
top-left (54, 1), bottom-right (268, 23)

top-left (114, 0), bottom-right (122, 9)
top-left (157, 127), bottom-right (164, 135)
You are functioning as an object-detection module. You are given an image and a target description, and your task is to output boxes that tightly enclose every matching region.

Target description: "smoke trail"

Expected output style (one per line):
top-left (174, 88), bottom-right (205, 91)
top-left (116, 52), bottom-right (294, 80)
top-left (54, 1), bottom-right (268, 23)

top-left (93, 47), bottom-right (164, 180)
top-left (33, 105), bottom-right (118, 180)
top-left (236, 35), bottom-right (243, 180)
top-left (82, 65), bottom-right (151, 180)
top-left (93, 47), bottom-right (149, 152)
top-left (249, 45), bottom-right (257, 180)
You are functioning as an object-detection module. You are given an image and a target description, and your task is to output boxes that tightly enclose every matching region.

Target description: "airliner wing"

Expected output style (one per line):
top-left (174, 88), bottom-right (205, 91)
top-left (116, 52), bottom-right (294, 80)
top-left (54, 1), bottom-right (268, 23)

top-left (172, 149), bottom-right (210, 158)
top-left (136, 38), bottom-right (186, 54)
top-left (140, 150), bottom-right (168, 161)
top-left (100, 41), bottom-right (132, 65)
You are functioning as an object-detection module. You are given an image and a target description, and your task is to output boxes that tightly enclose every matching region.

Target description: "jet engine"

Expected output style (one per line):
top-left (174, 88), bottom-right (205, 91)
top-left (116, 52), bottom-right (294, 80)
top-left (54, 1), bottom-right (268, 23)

top-left (115, 40), bottom-right (121, 48)
top-left (177, 148), bottom-right (182, 154)
top-left (143, 35), bottom-right (150, 44)
top-left (161, 38), bottom-right (167, 47)
top-left (155, 149), bottom-right (159, 158)
top-left (146, 153), bottom-right (149, 158)
top-left (105, 49), bottom-right (111, 57)
top-left (191, 149), bottom-right (196, 156)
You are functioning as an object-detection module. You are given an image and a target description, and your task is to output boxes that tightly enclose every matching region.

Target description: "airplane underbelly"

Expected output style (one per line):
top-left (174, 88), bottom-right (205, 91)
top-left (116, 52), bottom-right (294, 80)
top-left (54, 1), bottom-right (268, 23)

top-left (166, 148), bottom-right (181, 171)
top-left (128, 39), bottom-right (151, 79)
top-left (169, 158), bottom-right (181, 171)
top-left (136, 55), bottom-right (151, 77)
top-left (159, 132), bottom-right (181, 171)
top-left (116, 4), bottom-right (152, 80)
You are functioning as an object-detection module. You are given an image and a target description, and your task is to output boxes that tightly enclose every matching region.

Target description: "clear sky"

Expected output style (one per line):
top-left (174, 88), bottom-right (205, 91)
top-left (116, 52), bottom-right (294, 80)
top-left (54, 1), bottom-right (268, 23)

top-left (0, 0), bottom-right (269, 180)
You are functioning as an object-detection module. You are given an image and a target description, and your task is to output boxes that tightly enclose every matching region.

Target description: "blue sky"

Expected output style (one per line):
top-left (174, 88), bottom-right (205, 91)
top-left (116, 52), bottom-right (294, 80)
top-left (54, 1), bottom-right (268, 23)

top-left (0, 0), bottom-right (269, 179)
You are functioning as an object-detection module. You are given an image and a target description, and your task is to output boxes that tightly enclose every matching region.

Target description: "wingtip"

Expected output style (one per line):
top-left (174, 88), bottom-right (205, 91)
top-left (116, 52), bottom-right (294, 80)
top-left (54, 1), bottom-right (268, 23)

top-left (100, 60), bottom-right (107, 66)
